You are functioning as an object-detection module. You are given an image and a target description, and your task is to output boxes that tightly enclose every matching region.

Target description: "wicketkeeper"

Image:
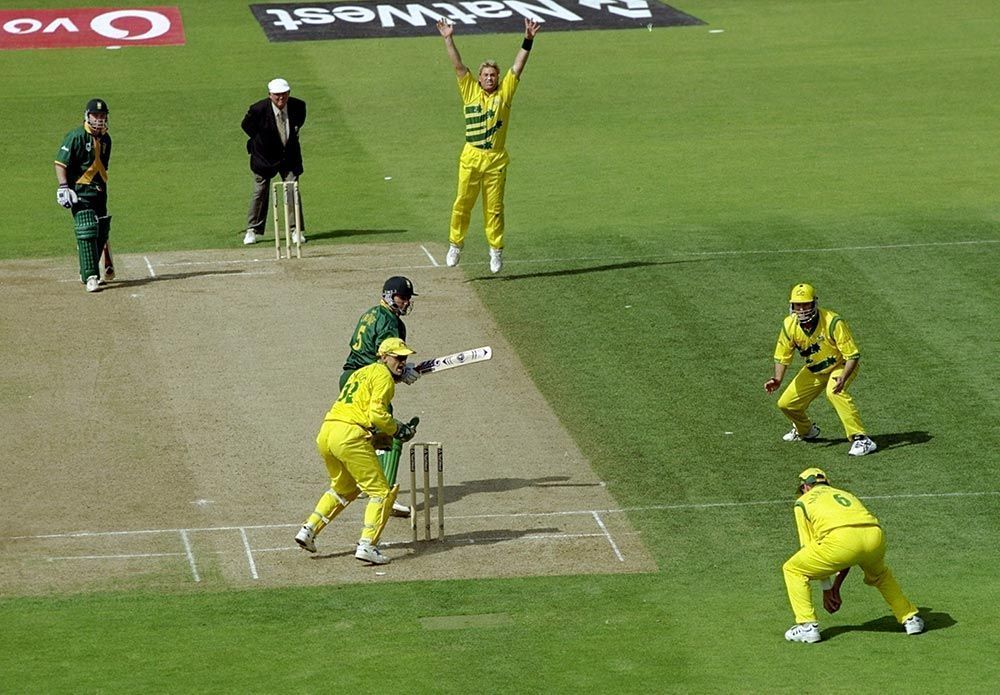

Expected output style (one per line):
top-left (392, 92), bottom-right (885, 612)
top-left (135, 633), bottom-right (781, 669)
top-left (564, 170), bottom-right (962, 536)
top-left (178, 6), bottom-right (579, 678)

top-left (296, 338), bottom-right (420, 565)
top-left (54, 98), bottom-right (115, 293)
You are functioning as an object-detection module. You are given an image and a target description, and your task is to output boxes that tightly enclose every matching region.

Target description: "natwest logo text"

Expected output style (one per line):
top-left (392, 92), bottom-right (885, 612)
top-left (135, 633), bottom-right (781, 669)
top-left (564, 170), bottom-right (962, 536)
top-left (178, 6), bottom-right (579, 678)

top-left (250, 1), bottom-right (704, 41)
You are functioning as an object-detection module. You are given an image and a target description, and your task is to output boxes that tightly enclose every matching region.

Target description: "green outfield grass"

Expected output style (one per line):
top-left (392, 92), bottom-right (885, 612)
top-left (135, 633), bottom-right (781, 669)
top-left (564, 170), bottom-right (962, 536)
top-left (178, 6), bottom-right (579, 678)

top-left (3, 0), bottom-right (999, 692)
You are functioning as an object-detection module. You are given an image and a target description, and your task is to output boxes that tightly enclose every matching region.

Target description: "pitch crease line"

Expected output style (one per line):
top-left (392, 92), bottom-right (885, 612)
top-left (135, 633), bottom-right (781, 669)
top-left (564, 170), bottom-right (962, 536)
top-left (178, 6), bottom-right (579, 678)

top-left (6, 490), bottom-right (996, 541)
top-left (179, 529), bottom-right (200, 582)
top-left (143, 256), bottom-right (156, 277)
top-left (240, 527), bottom-right (259, 580)
top-left (592, 511), bottom-right (625, 562)
top-left (420, 245), bottom-right (439, 267)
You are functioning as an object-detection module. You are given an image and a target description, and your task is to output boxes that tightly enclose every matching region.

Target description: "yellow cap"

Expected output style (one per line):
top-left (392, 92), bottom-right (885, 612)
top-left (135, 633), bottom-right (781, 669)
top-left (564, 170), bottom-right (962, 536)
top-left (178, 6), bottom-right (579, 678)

top-left (377, 337), bottom-right (415, 357)
top-left (789, 283), bottom-right (817, 303)
top-left (798, 467), bottom-right (828, 486)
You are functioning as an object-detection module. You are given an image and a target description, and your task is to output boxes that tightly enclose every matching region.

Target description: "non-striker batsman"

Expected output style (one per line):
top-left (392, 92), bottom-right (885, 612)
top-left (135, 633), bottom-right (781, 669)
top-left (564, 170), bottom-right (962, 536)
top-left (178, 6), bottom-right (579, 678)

top-left (54, 99), bottom-right (114, 293)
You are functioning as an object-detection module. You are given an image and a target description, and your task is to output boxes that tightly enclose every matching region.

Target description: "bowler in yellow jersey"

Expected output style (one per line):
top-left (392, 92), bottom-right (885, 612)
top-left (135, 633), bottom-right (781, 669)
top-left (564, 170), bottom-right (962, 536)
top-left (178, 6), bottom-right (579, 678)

top-left (782, 468), bottom-right (924, 643)
top-left (764, 283), bottom-right (877, 456)
top-left (294, 338), bottom-right (419, 565)
top-left (437, 18), bottom-right (541, 274)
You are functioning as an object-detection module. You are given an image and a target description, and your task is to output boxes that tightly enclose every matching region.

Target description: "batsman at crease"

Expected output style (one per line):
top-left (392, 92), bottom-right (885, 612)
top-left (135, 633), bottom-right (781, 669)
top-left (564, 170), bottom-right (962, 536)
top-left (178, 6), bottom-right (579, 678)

top-left (295, 338), bottom-right (420, 565)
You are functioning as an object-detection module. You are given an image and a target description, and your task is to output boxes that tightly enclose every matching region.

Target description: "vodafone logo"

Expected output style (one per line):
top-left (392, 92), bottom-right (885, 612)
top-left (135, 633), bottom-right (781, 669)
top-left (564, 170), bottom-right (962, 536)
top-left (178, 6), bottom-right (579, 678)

top-left (0, 7), bottom-right (186, 50)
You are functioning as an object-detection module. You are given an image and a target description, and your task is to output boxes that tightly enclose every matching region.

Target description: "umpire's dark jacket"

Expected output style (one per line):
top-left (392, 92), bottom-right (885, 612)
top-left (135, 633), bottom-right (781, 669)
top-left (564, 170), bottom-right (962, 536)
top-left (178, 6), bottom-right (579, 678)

top-left (241, 97), bottom-right (307, 177)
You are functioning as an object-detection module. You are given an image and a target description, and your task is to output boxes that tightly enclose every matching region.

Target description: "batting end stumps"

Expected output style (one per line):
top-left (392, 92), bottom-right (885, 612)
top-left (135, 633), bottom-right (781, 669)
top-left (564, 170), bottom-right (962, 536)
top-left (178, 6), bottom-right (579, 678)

top-left (409, 442), bottom-right (444, 542)
top-left (271, 180), bottom-right (302, 260)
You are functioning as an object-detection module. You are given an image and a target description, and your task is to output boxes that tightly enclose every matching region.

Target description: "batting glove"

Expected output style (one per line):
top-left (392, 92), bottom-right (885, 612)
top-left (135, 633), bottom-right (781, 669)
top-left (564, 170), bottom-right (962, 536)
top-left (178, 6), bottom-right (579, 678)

top-left (400, 364), bottom-right (421, 385)
top-left (57, 184), bottom-right (78, 209)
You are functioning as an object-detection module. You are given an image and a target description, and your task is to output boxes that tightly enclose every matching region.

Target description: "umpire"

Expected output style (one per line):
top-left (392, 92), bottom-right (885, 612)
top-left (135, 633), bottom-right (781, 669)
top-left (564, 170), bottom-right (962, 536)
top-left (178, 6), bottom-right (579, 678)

top-left (241, 77), bottom-right (306, 245)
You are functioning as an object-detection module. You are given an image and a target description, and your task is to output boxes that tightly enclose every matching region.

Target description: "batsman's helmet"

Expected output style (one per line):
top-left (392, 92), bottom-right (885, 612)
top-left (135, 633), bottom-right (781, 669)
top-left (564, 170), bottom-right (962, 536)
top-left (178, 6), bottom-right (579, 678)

top-left (797, 467), bottom-right (829, 493)
top-left (85, 98), bottom-right (109, 114)
top-left (382, 276), bottom-right (417, 315)
top-left (788, 283), bottom-right (818, 324)
top-left (84, 98), bottom-right (109, 133)
top-left (377, 337), bottom-right (416, 357)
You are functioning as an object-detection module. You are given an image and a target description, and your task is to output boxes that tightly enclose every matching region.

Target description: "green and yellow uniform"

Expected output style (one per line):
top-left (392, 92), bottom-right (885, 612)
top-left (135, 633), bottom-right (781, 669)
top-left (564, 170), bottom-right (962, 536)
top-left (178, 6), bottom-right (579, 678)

top-left (55, 123), bottom-right (112, 211)
top-left (782, 484), bottom-right (918, 625)
top-left (773, 308), bottom-right (867, 438)
top-left (305, 362), bottom-right (402, 544)
top-left (340, 302), bottom-right (407, 389)
top-left (449, 70), bottom-right (520, 251)
top-left (55, 123), bottom-right (112, 282)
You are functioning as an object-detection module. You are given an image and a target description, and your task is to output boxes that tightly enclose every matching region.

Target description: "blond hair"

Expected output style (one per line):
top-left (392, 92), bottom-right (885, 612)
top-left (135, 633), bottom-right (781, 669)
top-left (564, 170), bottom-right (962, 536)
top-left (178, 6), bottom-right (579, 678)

top-left (478, 60), bottom-right (500, 75)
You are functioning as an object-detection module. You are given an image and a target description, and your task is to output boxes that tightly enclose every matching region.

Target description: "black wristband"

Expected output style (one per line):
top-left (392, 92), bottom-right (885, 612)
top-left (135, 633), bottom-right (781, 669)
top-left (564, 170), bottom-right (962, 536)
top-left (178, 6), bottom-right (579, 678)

top-left (522, 38), bottom-right (533, 51)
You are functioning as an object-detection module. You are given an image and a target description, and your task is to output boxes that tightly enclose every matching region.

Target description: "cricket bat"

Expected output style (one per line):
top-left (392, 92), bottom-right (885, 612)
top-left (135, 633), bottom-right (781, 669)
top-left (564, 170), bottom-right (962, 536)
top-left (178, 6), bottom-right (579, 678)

top-left (414, 346), bottom-right (492, 375)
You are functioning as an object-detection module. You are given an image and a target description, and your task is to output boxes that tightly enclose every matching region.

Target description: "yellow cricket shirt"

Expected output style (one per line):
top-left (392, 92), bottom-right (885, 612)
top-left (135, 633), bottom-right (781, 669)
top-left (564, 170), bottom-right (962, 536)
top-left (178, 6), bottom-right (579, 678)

top-left (773, 308), bottom-right (861, 375)
top-left (794, 485), bottom-right (880, 546)
top-left (459, 70), bottom-right (519, 152)
top-left (325, 362), bottom-right (397, 436)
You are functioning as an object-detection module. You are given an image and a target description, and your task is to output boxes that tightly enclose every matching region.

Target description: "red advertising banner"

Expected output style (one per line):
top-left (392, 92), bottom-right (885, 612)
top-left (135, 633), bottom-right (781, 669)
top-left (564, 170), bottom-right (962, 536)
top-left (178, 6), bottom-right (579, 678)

top-left (0, 6), bottom-right (185, 50)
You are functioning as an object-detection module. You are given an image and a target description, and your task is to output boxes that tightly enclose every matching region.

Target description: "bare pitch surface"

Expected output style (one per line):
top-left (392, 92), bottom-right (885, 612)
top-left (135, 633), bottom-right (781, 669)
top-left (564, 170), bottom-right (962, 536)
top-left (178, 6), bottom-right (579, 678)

top-left (0, 245), bottom-right (655, 594)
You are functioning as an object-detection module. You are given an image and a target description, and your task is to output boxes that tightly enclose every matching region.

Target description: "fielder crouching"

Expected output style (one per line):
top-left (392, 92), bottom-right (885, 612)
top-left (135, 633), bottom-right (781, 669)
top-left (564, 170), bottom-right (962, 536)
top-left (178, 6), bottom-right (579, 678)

top-left (295, 338), bottom-right (420, 564)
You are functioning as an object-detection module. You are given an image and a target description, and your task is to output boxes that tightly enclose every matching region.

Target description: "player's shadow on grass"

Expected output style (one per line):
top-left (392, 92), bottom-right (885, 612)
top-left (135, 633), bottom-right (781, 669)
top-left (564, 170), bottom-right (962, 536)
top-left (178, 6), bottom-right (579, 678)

top-left (471, 258), bottom-right (711, 281)
top-left (816, 431), bottom-right (932, 451)
top-left (820, 607), bottom-right (954, 640)
top-left (874, 430), bottom-right (933, 451)
top-left (301, 228), bottom-right (408, 241)
top-left (111, 269), bottom-right (247, 287)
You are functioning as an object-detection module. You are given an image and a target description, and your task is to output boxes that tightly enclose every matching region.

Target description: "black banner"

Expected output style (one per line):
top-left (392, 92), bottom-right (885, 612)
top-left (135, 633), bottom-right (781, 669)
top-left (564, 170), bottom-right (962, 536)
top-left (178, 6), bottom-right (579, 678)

top-left (250, 1), bottom-right (704, 42)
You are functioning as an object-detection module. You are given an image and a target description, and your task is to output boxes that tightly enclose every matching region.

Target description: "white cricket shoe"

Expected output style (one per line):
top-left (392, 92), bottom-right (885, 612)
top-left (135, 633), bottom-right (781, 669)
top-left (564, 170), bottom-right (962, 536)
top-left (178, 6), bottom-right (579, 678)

top-left (783, 423), bottom-right (820, 442)
top-left (784, 623), bottom-right (821, 643)
top-left (848, 436), bottom-right (877, 457)
top-left (446, 244), bottom-right (461, 267)
top-left (390, 500), bottom-right (411, 518)
top-left (904, 615), bottom-right (925, 635)
top-left (294, 525), bottom-right (317, 553)
top-left (85, 275), bottom-right (101, 293)
top-left (355, 540), bottom-right (390, 565)
top-left (291, 231), bottom-right (306, 244)
top-left (489, 247), bottom-right (503, 274)
top-left (243, 229), bottom-right (257, 245)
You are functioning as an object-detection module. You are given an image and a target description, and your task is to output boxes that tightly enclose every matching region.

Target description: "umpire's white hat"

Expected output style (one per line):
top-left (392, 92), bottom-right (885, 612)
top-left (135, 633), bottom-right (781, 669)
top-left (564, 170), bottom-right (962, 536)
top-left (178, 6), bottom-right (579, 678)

top-left (267, 78), bottom-right (291, 94)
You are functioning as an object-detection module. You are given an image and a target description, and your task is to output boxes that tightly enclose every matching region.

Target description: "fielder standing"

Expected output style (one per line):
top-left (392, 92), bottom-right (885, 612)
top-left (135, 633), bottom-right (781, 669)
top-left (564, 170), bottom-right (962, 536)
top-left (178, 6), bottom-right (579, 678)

top-left (782, 468), bottom-right (924, 643)
top-left (54, 98), bottom-right (114, 293)
top-left (341, 277), bottom-right (421, 516)
top-left (764, 283), bottom-right (877, 456)
top-left (295, 338), bottom-right (420, 565)
top-left (437, 18), bottom-right (541, 274)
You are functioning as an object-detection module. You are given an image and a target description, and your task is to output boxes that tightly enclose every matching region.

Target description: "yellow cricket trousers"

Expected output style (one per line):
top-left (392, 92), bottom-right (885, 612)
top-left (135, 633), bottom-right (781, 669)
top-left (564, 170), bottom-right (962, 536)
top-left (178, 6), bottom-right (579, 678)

top-left (315, 420), bottom-right (391, 543)
top-left (782, 524), bottom-right (918, 624)
top-left (448, 144), bottom-right (509, 250)
top-left (777, 364), bottom-right (866, 438)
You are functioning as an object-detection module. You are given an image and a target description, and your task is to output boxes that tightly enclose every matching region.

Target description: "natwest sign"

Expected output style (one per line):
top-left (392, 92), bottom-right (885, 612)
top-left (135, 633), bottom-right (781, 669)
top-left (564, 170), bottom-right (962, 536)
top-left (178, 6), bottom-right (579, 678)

top-left (250, 1), bottom-right (704, 41)
top-left (0, 7), bottom-right (186, 50)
